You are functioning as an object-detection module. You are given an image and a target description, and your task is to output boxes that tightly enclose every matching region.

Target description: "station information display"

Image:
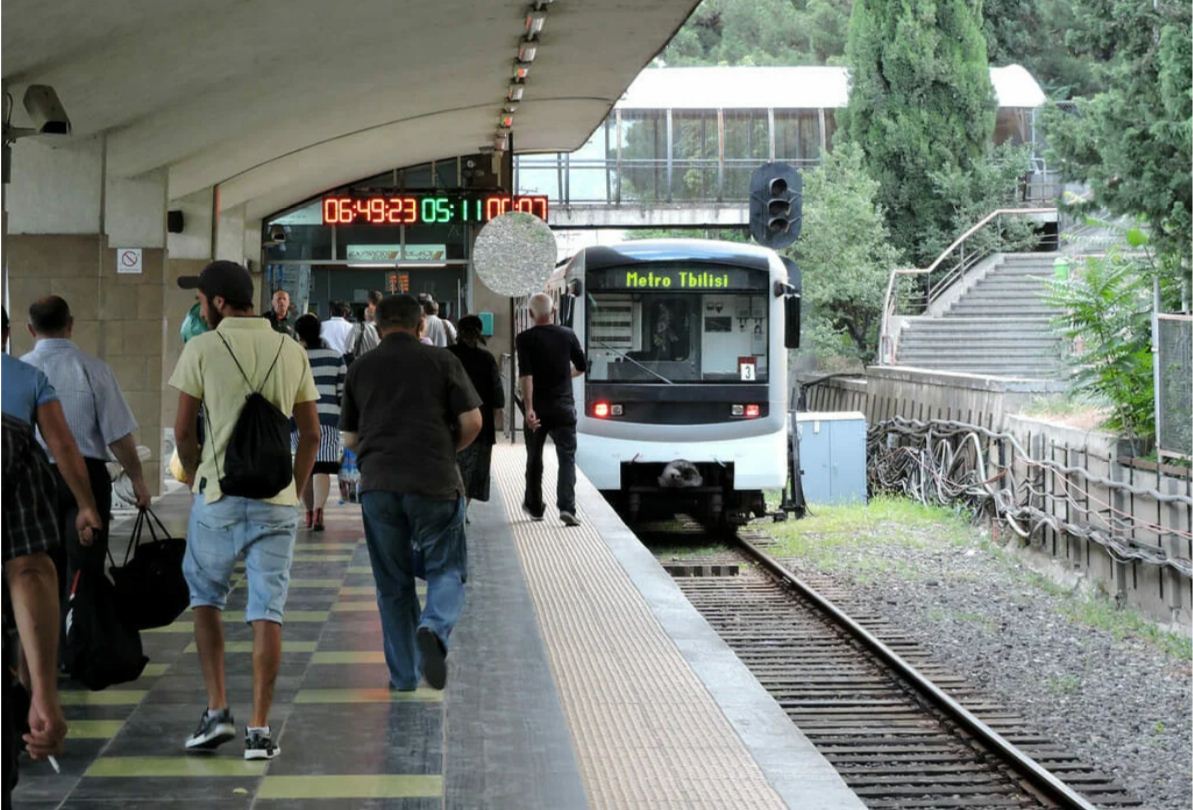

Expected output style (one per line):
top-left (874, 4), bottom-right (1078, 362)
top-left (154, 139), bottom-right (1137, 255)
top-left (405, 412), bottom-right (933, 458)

top-left (321, 193), bottom-right (548, 226)
top-left (587, 266), bottom-right (766, 291)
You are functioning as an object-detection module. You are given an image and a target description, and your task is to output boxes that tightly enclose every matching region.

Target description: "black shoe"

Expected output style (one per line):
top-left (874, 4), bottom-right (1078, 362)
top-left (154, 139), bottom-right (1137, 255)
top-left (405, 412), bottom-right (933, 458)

top-left (560, 510), bottom-right (581, 527)
top-left (244, 727), bottom-right (281, 761)
top-left (185, 708), bottom-right (235, 752)
top-left (522, 502), bottom-right (544, 522)
top-left (417, 626), bottom-right (448, 690)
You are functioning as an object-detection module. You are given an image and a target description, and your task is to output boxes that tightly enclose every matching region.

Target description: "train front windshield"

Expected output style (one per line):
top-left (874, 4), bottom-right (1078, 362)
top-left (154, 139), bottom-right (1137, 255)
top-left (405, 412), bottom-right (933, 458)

top-left (585, 265), bottom-right (770, 384)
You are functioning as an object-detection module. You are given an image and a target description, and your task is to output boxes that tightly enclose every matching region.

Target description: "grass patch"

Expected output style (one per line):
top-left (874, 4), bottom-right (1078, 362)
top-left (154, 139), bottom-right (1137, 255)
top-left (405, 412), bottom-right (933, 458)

top-left (1045, 674), bottom-right (1082, 695)
top-left (648, 543), bottom-right (726, 560)
top-left (1053, 585), bottom-right (1193, 661)
top-left (761, 495), bottom-right (976, 572)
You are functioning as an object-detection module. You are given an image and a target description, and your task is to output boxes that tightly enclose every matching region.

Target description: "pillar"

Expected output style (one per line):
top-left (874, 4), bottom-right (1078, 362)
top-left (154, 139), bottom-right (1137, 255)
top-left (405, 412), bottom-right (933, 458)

top-left (5, 135), bottom-right (168, 494)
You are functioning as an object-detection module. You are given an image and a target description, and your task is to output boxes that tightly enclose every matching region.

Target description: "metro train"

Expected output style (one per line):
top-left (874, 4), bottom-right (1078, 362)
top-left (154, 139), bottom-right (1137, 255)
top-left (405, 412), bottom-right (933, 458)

top-left (545, 239), bottom-right (801, 526)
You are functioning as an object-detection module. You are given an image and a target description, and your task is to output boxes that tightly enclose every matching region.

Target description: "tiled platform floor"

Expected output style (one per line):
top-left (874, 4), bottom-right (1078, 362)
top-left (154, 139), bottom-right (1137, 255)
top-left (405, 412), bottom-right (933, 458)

top-left (13, 442), bottom-right (862, 809)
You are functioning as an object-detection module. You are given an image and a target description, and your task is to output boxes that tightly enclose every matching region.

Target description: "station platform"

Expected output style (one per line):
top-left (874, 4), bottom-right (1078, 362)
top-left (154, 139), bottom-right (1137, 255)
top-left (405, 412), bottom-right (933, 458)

top-left (14, 444), bottom-right (862, 809)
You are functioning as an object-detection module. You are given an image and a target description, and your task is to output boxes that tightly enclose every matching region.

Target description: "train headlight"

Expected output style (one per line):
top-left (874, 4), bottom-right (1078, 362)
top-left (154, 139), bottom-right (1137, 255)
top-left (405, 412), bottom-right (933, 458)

top-left (731, 404), bottom-right (744, 417)
top-left (745, 403), bottom-right (761, 418)
top-left (593, 401), bottom-right (610, 418)
top-left (610, 404), bottom-right (624, 416)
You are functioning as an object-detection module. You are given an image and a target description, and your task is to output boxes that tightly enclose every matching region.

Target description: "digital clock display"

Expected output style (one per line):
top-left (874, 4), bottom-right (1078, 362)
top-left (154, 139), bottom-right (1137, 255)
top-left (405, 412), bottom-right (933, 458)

top-left (322, 194), bottom-right (548, 226)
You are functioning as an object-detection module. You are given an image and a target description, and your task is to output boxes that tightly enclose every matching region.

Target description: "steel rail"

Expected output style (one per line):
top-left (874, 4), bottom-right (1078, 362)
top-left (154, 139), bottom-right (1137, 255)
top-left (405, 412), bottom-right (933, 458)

top-left (732, 532), bottom-right (1100, 810)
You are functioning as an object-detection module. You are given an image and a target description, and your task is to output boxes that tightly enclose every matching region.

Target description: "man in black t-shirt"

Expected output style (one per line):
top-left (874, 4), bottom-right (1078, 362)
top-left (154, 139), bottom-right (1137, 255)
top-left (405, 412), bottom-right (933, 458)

top-left (516, 292), bottom-right (587, 526)
top-left (340, 295), bottom-right (482, 691)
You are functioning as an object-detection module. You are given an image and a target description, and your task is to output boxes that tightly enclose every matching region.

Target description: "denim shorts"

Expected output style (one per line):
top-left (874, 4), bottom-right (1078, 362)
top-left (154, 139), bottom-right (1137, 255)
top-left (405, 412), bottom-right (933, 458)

top-left (182, 495), bottom-right (299, 624)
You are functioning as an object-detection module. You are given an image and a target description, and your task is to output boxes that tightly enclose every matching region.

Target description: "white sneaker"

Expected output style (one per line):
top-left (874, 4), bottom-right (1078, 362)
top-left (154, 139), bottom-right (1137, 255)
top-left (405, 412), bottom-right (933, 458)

top-left (184, 708), bottom-right (235, 752)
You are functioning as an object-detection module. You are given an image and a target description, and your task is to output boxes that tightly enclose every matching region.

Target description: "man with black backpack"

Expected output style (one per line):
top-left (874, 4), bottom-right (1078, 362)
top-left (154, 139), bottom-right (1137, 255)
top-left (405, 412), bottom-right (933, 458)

top-left (169, 260), bottom-right (320, 762)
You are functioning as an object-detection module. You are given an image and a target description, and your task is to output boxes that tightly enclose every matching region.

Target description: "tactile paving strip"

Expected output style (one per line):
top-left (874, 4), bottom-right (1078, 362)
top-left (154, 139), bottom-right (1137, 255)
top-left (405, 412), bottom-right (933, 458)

top-left (492, 444), bottom-right (786, 809)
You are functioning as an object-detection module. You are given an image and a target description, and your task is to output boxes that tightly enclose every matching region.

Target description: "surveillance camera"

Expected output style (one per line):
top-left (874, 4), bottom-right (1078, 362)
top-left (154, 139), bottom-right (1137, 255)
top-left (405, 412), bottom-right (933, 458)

top-left (23, 85), bottom-right (71, 136)
top-left (268, 224), bottom-right (286, 243)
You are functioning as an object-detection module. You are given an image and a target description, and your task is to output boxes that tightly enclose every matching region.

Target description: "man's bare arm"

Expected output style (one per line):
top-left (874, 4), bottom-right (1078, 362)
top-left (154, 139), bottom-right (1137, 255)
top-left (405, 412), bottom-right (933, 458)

top-left (174, 392), bottom-right (202, 483)
top-left (36, 401), bottom-right (101, 542)
top-left (5, 553), bottom-right (67, 760)
top-left (292, 400), bottom-right (320, 499)
top-left (109, 433), bottom-right (150, 509)
top-left (456, 408), bottom-right (482, 452)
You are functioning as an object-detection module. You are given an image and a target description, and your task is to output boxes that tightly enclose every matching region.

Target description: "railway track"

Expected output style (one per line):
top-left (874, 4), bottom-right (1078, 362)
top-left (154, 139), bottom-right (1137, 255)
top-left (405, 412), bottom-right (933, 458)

top-left (658, 527), bottom-right (1141, 809)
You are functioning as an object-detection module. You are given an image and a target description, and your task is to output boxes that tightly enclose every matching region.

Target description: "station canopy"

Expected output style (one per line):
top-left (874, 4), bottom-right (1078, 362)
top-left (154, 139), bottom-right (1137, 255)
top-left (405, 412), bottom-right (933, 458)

top-left (1, 0), bottom-right (699, 217)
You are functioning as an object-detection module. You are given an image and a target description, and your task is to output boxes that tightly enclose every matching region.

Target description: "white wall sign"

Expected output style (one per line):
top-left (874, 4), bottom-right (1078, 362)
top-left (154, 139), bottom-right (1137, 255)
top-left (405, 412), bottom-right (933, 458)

top-left (345, 244), bottom-right (447, 263)
top-left (116, 248), bottom-right (143, 274)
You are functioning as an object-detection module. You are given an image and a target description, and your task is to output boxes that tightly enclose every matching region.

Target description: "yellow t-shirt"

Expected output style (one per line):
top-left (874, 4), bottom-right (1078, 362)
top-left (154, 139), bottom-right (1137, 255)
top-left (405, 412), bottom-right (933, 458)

top-left (168, 316), bottom-right (318, 505)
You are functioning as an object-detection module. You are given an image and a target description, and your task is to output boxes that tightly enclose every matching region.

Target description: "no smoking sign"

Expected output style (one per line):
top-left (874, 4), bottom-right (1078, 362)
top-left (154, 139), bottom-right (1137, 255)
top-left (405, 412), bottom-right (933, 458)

top-left (116, 248), bottom-right (143, 275)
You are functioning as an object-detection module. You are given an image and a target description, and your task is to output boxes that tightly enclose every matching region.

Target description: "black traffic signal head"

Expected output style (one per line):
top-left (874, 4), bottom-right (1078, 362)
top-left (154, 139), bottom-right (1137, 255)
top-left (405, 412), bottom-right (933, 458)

top-left (749, 162), bottom-right (802, 249)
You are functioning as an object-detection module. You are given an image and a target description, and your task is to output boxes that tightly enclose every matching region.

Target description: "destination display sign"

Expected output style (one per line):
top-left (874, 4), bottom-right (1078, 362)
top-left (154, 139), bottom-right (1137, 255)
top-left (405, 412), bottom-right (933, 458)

top-left (322, 194), bottom-right (548, 226)
top-left (587, 265), bottom-right (765, 291)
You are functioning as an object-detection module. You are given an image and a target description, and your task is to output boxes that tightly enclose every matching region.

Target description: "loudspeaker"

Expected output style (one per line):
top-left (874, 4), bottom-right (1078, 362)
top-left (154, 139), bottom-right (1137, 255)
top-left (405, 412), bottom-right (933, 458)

top-left (167, 210), bottom-right (184, 233)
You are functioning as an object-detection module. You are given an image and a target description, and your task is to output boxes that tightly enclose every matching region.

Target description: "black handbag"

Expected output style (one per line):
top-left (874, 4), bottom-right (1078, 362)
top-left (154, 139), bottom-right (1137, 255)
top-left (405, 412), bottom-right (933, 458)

top-left (109, 508), bottom-right (189, 630)
top-left (63, 553), bottom-right (148, 690)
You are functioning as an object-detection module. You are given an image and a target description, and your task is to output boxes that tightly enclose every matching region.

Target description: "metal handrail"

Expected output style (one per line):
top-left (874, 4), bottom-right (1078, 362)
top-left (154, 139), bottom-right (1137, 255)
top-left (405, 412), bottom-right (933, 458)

top-left (878, 206), bottom-right (1057, 364)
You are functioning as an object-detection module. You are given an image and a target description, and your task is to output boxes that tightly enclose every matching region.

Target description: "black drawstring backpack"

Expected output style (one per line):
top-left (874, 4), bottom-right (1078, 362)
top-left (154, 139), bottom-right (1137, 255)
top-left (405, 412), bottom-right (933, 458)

top-left (214, 334), bottom-right (293, 499)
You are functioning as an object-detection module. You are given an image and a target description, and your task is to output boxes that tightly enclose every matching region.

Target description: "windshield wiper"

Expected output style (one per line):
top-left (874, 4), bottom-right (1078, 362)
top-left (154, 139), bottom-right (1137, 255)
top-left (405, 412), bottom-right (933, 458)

top-left (591, 339), bottom-right (676, 385)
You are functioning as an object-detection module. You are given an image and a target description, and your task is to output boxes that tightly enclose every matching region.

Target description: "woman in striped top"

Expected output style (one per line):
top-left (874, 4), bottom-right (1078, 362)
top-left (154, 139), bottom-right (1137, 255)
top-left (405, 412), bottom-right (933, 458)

top-left (293, 314), bottom-right (347, 531)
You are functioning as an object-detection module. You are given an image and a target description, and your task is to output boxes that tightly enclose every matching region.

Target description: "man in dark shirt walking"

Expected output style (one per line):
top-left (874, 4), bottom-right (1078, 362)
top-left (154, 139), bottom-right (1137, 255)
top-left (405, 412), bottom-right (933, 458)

top-left (339, 295), bottom-right (481, 691)
top-left (516, 292), bottom-right (587, 527)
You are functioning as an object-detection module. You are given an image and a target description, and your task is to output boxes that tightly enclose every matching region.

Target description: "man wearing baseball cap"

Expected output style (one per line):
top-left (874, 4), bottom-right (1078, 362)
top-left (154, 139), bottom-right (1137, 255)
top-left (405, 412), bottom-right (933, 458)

top-left (169, 260), bottom-right (321, 761)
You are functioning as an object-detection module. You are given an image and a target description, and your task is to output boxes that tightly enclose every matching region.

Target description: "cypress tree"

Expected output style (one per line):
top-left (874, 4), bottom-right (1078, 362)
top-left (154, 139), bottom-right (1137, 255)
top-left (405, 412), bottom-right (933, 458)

top-left (841, 0), bottom-right (997, 265)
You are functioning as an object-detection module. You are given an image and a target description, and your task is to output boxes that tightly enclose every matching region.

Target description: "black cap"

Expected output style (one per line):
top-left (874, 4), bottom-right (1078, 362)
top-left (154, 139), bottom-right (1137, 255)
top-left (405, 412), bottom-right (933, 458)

top-left (177, 260), bottom-right (254, 308)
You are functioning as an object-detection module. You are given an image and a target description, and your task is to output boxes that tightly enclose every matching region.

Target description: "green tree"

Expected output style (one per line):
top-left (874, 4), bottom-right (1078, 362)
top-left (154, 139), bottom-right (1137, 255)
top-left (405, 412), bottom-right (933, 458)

top-left (1046, 230), bottom-right (1157, 448)
top-left (840, 0), bottom-right (997, 266)
top-left (661, 0), bottom-right (851, 67)
top-left (1041, 1), bottom-right (1192, 287)
top-left (981, 0), bottom-right (1102, 97)
top-left (789, 143), bottom-right (899, 362)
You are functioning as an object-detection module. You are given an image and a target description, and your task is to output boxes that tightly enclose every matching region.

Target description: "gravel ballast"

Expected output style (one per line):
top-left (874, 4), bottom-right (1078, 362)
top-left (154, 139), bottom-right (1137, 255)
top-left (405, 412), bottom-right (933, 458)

top-left (763, 510), bottom-right (1192, 810)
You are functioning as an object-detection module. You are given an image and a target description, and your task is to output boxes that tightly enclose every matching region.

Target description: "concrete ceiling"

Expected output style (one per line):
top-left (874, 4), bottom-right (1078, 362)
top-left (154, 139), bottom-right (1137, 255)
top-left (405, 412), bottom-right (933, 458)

top-left (3, 0), bottom-right (697, 218)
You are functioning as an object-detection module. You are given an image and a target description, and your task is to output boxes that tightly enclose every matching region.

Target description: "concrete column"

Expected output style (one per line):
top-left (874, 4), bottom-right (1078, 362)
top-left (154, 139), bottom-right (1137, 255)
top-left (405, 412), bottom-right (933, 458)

top-left (5, 136), bottom-right (168, 494)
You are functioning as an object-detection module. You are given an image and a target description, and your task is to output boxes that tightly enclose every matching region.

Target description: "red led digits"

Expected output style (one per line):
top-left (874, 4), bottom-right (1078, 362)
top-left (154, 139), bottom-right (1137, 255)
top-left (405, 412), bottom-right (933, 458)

top-left (320, 194), bottom-right (548, 225)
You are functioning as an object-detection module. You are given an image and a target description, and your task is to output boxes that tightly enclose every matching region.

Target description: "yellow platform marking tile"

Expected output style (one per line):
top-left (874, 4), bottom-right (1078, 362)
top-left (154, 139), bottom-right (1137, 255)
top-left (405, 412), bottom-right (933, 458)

top-left (337, 585), bottom-right (376, 595)
top-left (138, 663), bottom-right (172, 678)
top-left (294, 688), bottom-right (442, 704)
top-left (292, 554), bottom-right (354, 562)
top-left (294, 542), bottom-right (360, 550)
top-left (185, 640), bottom-right (318, 654)
top-left (68, 720), bottom-right (125, 739)
top-left (310, 650), bottom-right (386, 664)
top-left (85, 756), bottom-right (268, 778)
top-left (345, 566), bottom-right (375, 574)
top-left (224, 610), bottom-right (328, 623)
top-left (60, 690), bottom-right (146, 706)
top-left (330, 601), bottom-right (379, 612)
top-left (143, 622), bottom-right (192, 634)
top-left (258, 774), bottom-right (442, 800)
top-left (289, 578), bottom-right (344, 588)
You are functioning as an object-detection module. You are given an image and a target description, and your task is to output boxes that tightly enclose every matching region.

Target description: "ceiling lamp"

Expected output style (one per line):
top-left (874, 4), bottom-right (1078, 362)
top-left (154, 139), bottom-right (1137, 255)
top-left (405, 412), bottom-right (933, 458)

top-left (524, 8), bottom-right (547, 37)
top-left (513, 60), bottom-right (531, 81)
top-left (499, 113), bottom-right (515, 129)
top-left (507, 82), bottom-right (525, 102)
top-left (517, 41), bottom-right (538, 62)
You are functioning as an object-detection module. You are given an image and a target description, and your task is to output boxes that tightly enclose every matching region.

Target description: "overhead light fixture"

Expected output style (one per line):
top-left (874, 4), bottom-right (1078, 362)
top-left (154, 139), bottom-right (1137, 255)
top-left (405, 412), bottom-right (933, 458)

top-left (517, 41), bottom-right (538, 62)
top-left (507, 82), bottom-right (525, 102)
top-left (524, 8), bottom-right (547, 37)
top-left (499, 113), bottom-right (514, 129)
top-left (503, 102), bottom-right (519, 114)
top-left (494, 132), bottom-right (509, 152)
top-left (513, 60), bottom-right (531, 80)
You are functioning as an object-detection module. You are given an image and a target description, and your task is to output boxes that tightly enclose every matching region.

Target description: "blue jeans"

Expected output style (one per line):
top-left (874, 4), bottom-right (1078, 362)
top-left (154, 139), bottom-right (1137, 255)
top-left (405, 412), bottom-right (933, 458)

top-left (183, 495), bottom-right (299, 623)
top-left (360, 491), bottom-right (467, 690)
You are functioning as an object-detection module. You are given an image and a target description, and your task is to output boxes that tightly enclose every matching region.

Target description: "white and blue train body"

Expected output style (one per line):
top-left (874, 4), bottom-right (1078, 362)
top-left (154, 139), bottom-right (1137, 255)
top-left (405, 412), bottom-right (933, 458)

top-left (546, 239), bottom-right (800, 525)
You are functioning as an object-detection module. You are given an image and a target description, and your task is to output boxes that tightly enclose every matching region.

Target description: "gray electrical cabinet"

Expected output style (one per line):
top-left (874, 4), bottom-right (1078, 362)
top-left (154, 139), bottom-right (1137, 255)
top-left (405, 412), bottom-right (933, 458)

top-left (796, 412), bottom-right (868, 504)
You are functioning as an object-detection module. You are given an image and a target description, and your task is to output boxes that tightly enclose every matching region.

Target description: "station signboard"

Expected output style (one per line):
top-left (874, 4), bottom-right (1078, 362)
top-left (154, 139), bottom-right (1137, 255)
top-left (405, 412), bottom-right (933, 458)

top-left (322, 193), bottom-right (548, 226)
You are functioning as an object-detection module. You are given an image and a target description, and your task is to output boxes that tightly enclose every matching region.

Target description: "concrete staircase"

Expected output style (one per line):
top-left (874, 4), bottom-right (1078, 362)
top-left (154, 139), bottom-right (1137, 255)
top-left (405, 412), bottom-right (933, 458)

top-left (895, 253), bottom-right (1066, 379)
